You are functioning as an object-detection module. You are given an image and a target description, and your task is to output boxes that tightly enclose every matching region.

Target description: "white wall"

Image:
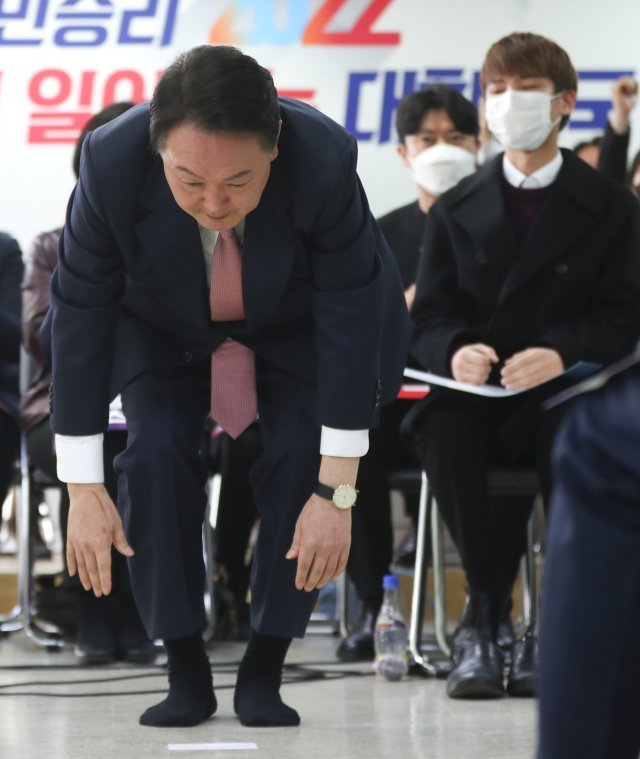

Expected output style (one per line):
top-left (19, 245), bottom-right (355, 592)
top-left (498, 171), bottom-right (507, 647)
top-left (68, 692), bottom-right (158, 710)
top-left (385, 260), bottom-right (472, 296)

top-left (0, 0), bottom-right (638, 254)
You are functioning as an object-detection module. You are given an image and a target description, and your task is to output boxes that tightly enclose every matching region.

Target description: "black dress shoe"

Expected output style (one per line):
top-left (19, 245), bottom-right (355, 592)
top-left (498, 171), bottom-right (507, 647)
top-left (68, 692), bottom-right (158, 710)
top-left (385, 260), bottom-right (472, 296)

top-left (74, 641), bottom-right (118, 665)
top-left (212, 581), bottom-right (251, 642)
top-left (116, 595), bottom-right (157, 663)
top-left (447, 591), bottom-right (506, 699)
top-left (74, 592), bottom-right (117, 664)
top-left (507, 633), bottom-right (538, 697)
top-left (497, 597), bottom-right (515, 652)
top-left (447, 635), bottom-right (506, 698)
top-left (392, 528), bottom-right (417, 568)
top-left (336, 602), bottom-right (378, 662)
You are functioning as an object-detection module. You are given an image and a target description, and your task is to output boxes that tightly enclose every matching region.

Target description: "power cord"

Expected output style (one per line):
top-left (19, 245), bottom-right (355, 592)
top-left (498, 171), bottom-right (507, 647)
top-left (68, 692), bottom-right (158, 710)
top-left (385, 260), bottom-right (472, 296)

top-left (0, 661), bottom-right (374, 698)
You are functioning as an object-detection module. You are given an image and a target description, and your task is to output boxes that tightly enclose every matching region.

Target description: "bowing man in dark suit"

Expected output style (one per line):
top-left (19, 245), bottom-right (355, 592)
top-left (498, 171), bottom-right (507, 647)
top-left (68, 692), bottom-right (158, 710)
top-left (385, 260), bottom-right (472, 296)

top-left (48, 46), bottom-right (409, 728)
top-left (402, 32), bottom-right (640, 700)
top-left (537, 356), bottom-right (640, 759)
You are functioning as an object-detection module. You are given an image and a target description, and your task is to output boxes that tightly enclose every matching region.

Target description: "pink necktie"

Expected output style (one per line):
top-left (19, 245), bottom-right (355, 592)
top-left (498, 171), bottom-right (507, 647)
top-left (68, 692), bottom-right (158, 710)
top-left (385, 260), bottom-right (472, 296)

top-left (210, 229), bottom-right (257, 439)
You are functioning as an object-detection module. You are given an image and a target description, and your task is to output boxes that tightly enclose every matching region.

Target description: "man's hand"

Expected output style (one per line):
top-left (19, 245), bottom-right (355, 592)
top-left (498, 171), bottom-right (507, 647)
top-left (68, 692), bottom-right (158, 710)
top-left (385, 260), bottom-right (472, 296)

top-left (286, 494), bottom-right (351, 592)
top-left (610, 76), bottom-right (638, 135)
top-left (451, 343), bottom-right (499, 385)
top-left (66, 483), bottom-right (134, 596)
top-left (501, 348), bottom-right (564, 391)
top-left (286, 454), bottom-right (357, 592)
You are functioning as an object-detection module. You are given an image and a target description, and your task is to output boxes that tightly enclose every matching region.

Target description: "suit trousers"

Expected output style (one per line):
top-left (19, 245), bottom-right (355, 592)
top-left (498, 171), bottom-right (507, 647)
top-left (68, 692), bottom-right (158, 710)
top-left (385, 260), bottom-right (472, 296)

top-left (403, 390), bottom-right (564, 598)
top-left (538, 365), bottom-right (640, 759)
top-left (116, 357), bottom-right (322, 641)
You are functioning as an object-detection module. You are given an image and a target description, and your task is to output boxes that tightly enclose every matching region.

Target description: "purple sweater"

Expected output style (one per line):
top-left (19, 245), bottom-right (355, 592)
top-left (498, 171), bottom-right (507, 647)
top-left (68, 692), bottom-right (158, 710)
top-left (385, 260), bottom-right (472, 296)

top-left (501, 178), bottom-right (553, 250)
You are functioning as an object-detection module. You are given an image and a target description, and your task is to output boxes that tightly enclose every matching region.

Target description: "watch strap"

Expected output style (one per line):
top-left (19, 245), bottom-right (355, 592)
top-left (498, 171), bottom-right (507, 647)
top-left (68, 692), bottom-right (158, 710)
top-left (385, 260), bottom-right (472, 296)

top-left (314, 482), bottom-right (335, 501)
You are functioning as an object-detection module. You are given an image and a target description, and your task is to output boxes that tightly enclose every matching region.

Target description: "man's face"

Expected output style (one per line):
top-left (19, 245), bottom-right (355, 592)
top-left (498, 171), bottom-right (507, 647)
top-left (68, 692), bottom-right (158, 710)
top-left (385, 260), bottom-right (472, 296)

top-left (160, 124), bottom-right (279, 231)
top-left (397, 108), bottom-right (478, 168)
top-left (485, 74), bottom-right (575, 125)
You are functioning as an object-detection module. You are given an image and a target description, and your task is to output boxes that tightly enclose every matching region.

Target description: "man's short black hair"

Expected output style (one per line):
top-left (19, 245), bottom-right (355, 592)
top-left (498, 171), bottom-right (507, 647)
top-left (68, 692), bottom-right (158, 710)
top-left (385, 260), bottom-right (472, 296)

top-left (150, 45), bottom-right (280, 153)
top-left (573, 135), bottom-right (602, 154)
top-left (395, 85), bottom-right (479, 143)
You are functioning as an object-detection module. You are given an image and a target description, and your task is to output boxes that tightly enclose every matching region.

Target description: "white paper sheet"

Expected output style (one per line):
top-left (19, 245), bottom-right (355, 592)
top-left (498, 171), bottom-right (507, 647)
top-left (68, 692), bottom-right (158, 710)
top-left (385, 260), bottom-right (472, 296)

top-left (403, 362), bottom-right (601, 398)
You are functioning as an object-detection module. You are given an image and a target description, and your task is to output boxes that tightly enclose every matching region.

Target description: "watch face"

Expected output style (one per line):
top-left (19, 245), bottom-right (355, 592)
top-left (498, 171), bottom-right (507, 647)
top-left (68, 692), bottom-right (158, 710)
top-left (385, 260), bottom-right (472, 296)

top-left (333, 484), bottom-right (357, 509)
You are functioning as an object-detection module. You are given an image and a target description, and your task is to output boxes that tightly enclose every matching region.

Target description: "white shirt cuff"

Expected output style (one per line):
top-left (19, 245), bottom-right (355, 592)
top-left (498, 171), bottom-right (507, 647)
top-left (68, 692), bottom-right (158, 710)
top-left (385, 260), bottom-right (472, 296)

top-left (320, 427), bottom-right (369, 457)
top-left (55, 434), bottom-right (104, 483)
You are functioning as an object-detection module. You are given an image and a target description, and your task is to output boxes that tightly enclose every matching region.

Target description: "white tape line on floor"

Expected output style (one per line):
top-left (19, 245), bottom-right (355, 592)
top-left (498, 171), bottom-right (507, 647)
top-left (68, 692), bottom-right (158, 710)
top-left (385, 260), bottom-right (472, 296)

top-left (168, 744), bottom-right (257, 751)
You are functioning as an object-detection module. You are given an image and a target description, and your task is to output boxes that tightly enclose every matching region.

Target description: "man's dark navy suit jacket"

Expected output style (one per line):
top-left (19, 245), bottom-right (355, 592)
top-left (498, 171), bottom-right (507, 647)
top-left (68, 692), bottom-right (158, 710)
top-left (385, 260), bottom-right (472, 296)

top-left (49, 99), bottom-right (410, 436)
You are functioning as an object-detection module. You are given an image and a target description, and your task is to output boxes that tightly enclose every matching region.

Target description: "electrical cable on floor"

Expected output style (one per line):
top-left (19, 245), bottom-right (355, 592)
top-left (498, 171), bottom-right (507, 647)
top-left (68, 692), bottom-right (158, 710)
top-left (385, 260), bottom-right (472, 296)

top-left (0, 661), bottom-right (375, 698)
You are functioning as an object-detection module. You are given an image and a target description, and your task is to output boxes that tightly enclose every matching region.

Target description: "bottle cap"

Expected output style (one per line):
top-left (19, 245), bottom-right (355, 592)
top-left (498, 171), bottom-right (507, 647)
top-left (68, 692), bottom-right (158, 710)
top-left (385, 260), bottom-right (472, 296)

top-left (382, 574), bottom-right (399, 589)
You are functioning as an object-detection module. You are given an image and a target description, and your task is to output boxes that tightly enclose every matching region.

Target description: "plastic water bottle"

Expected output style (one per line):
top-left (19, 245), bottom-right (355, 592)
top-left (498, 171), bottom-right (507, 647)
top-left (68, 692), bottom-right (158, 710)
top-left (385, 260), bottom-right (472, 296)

top-left (373, 574), bottom-right (409, 681)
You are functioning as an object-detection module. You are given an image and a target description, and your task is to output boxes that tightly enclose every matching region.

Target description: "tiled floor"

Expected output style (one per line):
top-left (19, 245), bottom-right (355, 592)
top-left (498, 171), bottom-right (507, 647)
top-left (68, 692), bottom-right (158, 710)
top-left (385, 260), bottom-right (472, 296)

top-left (0, 631), bottom-right (538, 759)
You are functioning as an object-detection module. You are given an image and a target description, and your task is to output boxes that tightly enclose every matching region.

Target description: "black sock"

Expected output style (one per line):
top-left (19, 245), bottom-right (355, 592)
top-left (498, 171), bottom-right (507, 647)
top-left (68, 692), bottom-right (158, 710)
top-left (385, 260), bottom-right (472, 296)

top-left (234, 630), bottom-right (299, 727)
top-left (139, 633), bottom-right (216, 727)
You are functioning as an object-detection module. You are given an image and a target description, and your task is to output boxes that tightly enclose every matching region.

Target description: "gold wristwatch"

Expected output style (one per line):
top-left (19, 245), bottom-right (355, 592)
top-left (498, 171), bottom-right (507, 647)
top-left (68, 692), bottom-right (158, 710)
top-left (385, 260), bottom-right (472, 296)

top-left (314, 482), bottom-right (358, 510)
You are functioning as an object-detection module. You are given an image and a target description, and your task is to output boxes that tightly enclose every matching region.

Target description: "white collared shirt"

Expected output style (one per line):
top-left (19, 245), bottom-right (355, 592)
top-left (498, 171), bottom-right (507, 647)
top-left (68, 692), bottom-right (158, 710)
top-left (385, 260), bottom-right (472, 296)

top-left (502, 151), bottom-right (563, 189)
top-left (56, 222), bottom-right (368, 483)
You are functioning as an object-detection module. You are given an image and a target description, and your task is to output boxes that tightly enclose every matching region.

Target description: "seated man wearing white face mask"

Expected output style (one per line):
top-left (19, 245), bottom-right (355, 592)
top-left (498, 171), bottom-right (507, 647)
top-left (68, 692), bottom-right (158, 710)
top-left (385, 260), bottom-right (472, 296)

top-left (336, 86), bottom-right (480, 662)
top-left (401, 32), bottom-right (640, 700)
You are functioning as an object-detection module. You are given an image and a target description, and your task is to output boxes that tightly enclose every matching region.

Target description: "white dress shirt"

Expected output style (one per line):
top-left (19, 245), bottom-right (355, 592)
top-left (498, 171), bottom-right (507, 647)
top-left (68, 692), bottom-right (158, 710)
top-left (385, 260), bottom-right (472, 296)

top-left (56, 222), bottom-right (369, 483)
top-left (502, 151), bottom-right (563, 189)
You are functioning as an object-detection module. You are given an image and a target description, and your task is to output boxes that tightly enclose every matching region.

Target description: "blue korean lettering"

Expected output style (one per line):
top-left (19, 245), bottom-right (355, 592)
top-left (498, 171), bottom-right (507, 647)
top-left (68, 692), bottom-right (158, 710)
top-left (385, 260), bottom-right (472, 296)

top-left (571, 70), bottom-right (635, 129)
top-left (118, 0), bottom-right (179, 46)
top-left (51, 0), bottom-right (112, 46)
top-left (345, 71), bottom-right (378, 141)
top-left (0, 0), bottom-right (48, 45)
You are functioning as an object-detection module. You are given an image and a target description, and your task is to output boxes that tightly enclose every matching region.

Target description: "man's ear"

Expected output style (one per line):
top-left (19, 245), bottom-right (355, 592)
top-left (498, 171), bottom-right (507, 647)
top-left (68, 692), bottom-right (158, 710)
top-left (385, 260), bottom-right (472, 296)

top-left (271, 119), bottom-right (283, 161)
top-left (397, 142), bottom-right (411, 170)
top-left (559, 90), bottom-right (577, 117)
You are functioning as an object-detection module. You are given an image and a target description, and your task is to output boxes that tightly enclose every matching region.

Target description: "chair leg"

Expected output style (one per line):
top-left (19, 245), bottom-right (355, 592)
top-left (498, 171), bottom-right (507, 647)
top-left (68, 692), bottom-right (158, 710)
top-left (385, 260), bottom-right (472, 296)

top-left (337, 571), bottom-right (349, 639)
top-left (0, 484), bottom-right (23, 632)
top-left (201, 473), bottom-right (221, 642)
top-left (513, 506), bottom-right (539, 639)
top-left (18, 435), bottom-right (65, 648)
top-left (408, 471), bottom-right (439, 675)
top-left (521, 510), bottom-right (538, 634)
top-left (431, 496), bottom-right (450, 657)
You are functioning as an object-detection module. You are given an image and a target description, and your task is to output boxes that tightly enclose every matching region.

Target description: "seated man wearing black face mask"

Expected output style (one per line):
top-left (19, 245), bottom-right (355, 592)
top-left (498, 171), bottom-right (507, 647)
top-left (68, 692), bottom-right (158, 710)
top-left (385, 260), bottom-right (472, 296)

top-left (336, 86), bottom-right (480, 662)
top-left (402, 32), bottom-right (640, 699)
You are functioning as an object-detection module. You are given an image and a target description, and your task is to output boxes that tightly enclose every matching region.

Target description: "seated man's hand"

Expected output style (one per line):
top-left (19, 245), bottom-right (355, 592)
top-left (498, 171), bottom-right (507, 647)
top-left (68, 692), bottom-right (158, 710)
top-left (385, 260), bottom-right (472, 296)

top-left (66, 483), bottom-right (134, 596)
top-left (451, 343), bottom-right (499, 385)
top-left (286, 495), bottom-right (351, 592)
top-left (501, 347), bottom-right (564, 391)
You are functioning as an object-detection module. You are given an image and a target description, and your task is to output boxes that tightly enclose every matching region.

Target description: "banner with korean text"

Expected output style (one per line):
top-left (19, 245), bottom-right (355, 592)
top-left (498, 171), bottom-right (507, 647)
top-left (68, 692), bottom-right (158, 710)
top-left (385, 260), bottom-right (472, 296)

top-left (0, 0), bottom-right (638, 252)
